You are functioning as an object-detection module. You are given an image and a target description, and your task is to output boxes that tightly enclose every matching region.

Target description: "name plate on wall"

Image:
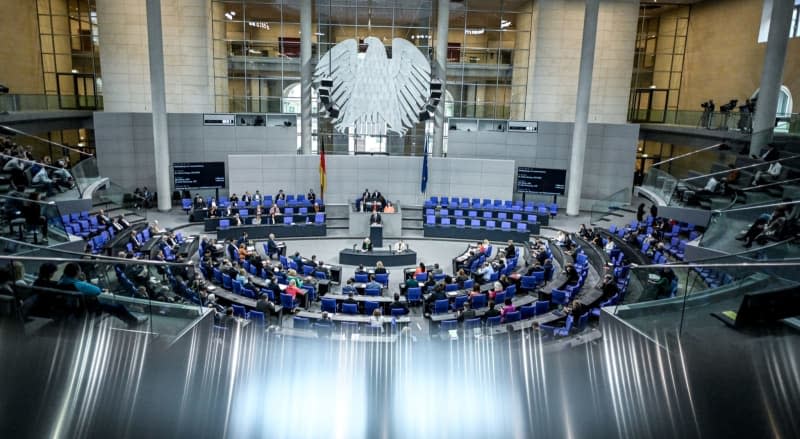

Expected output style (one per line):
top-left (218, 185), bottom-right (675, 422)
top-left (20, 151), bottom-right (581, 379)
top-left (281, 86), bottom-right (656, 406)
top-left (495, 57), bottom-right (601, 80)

top-left (508, 121), bottom-right (538, 133)
top-left (203, 113), bottom-right (236, 126)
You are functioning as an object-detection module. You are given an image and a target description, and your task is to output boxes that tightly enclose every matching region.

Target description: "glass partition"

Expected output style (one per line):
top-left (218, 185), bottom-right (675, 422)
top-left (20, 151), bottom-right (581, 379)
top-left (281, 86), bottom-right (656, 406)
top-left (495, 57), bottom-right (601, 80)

top-left (0, 250), bottom-right (208, 347)
top-left (70, 156), bottom-right (102, 197)
top-left (640, 167), bottom-right (678, 205)
top-left (590, 188), bottom-right (631, 225)
top-left (609, 259), bottom-right (800, 338)
top-left (700, 200), bottom-right (800, 256)
top-left (0, 194), bottom-right (70, 249)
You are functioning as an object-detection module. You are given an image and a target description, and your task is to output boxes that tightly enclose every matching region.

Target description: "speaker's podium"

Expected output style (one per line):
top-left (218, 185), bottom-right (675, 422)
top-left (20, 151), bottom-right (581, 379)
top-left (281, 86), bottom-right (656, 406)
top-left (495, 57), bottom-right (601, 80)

top-left (370, 224), bottom-right (383, 248)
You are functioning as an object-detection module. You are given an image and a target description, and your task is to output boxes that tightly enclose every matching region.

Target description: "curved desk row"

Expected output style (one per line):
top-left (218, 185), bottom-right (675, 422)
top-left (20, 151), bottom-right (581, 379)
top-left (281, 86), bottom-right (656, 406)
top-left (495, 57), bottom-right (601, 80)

top-left (338, 249), bottom-right (417, 267)
top-left (215, 223), bottom-right (326, 240)
top-left (423, 225), bottom-right (530, 243)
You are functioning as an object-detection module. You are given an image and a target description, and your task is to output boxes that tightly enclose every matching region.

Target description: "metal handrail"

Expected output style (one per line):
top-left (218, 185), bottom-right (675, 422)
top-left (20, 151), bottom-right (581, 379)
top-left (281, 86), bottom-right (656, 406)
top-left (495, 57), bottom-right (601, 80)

top-left (650, 143), bottom-right (726, 168)
top-left (714, 198), bottom-right (800, 214)
top-left (627, 259), bottom-right (800, 269)
top-left (0, 237), bottom-right (195, 267)
top-left (740, 177), bottom-right (800, 192)
top-left (0, 124), bottom-right (94, 157)
top-left (0, 193), bottom-right (57, 205)
top-left (0, 152), bottom-right (72, 173)
top-left (680, 154), bottom-right (800, 183)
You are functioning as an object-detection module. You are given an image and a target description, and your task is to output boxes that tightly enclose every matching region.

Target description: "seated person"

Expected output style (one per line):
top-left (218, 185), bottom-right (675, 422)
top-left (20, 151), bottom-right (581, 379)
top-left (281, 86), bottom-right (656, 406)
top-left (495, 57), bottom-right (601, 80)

top-left (268, 203), bottom-right (281, 224)
top-left (307, 188), bottom-right (316, 203)
top-left (193, 194), bottom-right (205, 209)
top-left (482, 301), bottom-right (501, 321)
top-left (374, 261), bottom-right (387, 274)
top-left (389, 293), bottom-right (409, 315)
top-left (504, 240), bottom-right (516, 259)
top-left (357, 188), bottom-right (370, 212)
top-left (383, 202), bottom-right (396, 213)
top-left (284, 279), bottom-right (306, 308)
top-left (393, 239), bottom-right (408, 253)
top-left (342, 279), bottom-right (357, 295)
top-left (557, 264), bottom-right (580, 291)
top-left (751, 161), bottom-right (782, 186)
top-left (500, 298), bottom-right (516, 322)
top-left (128, 231), bottom-right (143, 251)
top-left (369, 308), bottom-right (385, 331)
top-left (366, 275), bottom-right (383, 292)
top-left (275, 189), bottom-right (286, 201)
top-left (251, 214), bottom-right (262, 225)
top-left (58, 262), bottom-right (145, 327)
top-left (475, 262), bottom-right (495, 283)
top-left (424, 283), bottom-right (447, 314)
top-left (361, 237), bottom-right (373, 252)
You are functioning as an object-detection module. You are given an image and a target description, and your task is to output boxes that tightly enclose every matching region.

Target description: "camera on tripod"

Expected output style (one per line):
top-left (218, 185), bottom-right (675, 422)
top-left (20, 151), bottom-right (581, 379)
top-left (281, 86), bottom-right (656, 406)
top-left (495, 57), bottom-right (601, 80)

top-left (719, 100), bottom-right (738, 113)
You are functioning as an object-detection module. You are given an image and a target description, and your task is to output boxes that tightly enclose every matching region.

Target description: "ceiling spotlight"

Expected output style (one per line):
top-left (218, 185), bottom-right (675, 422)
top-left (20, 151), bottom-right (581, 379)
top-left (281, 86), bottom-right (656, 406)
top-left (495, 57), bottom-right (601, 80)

top-left (500, 20), bottom-right (512, 29)
top-left (224, 11), bottom-right (236, 20)
top-left (465, 28), bottom-right (485, 35)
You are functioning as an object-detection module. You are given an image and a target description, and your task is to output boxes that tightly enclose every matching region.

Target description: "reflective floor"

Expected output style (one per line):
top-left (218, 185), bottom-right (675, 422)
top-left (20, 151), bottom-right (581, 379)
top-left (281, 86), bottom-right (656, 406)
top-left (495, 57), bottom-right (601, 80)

top-left (1, 315), bottom-right (798, 439)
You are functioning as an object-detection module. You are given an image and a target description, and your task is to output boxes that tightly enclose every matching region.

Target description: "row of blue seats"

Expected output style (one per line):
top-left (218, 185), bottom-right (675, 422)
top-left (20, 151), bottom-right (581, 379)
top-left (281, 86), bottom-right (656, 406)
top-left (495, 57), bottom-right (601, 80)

top-left (183, 195), bottom-right (323, 211)
top-left (426, 196), bottom-right (557, 212)
top-left (425, 208), bottom-right (542, 223)
top-left (217, 213), bottom-right (325, 229)
top-left (425, 216), bottom-right (531, 233)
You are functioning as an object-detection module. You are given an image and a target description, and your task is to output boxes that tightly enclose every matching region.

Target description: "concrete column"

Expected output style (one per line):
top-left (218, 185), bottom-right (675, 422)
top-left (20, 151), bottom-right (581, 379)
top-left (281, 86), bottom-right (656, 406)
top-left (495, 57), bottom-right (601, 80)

top-left (300, 0), bottom-right (313, 155)
top-left (750, 0), bottom-right (794, 155)
top-left (146, 0), bottom-right (171, 211)
top-left (566, 0), bottom-right (599, 216)
top-left (432, 0), bottom-right (449, 157)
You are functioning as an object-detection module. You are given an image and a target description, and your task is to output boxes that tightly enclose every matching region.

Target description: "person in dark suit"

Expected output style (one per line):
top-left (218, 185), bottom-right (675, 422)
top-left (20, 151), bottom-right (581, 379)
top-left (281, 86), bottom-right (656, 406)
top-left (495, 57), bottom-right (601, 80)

top-left (266, 233), bottom-right (280, 259)
top-left (504, 240), bottom-right (516, 259)
top-left (307, 189), bottom-right (316, 203)
top-left (128, 231), bottom-right (142, 251)
top-left (424, 283), bottom-right (447, 314)
top-left (369, 211), bottom-right (382, 225)
top-left (118, 215), bottom-right (131, 229)
top-left (389, 293), bottom-right (409, 314)
top-left (483, 301), bottom-right (501, 321)
top-left (241, 192), bottom-right (252, 204)
top-left (341, 292), bottom-right (358, 312)
top-left (753, 143), bottom-right (779, 161)
top-left (457, 300), bottom-right (477, 322)
top-left (358, 189), bottom-right (370, 212)
top-left (362, 237), bottom-right (373, 252)
top-left (96, 209), bottom-right (111, 226)
top-left (275, 190), bottom-right (286, 201)
top-left (374, 261), bottom-right (387, 275)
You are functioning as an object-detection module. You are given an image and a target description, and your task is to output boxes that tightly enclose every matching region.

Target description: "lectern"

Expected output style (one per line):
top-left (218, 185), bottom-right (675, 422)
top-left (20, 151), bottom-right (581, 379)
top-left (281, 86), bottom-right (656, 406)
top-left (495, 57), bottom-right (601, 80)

top-left (370, 224), bottom-right (383, 248)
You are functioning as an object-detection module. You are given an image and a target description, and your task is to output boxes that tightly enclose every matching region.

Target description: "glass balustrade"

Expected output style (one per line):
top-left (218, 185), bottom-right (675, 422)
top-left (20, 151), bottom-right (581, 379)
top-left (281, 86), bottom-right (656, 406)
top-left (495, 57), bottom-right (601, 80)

top-left (1, 249), bottom-right (209, 347)
top-left (607, 258), bottom-right (800, 338)
top-left (590, 187), bottom-right (632, 225)
top-left (0, 194), bottom-right (70, 249)
top-left (700, 200), bottom-right (800, 257)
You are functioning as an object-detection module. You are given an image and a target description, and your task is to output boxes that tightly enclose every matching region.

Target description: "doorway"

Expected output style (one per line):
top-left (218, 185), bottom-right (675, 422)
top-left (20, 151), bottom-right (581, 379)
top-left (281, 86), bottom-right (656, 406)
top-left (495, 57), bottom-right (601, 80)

top-left (56, 73), bottom-right (99, 110)
top-left (629, 88), bottom-right (669, 123)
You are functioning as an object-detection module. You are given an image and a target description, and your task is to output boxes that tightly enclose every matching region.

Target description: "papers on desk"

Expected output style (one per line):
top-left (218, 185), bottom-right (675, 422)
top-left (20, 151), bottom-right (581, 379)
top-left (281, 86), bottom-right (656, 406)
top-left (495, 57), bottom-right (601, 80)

top-left (648, 274), bottom-right (661, 283)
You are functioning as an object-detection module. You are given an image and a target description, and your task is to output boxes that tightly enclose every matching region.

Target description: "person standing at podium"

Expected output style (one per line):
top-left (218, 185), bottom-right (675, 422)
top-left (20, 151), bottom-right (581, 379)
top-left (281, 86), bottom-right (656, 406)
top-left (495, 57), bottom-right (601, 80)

top-left (370, 211), bottom-right (382, 225)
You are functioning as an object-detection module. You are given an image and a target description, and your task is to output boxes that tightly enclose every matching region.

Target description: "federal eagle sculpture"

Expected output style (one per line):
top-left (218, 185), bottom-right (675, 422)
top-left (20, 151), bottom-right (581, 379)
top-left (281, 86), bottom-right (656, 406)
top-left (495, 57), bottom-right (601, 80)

top-left (315, 36), bottom-right (432, 136)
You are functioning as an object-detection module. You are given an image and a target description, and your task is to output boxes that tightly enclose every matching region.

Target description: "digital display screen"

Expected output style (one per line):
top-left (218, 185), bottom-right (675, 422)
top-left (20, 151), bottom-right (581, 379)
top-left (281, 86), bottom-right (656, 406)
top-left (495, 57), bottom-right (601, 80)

top-left (516, 167), bottom-right (566, 195)
top-left (173, 162), bottom-right (226, 189)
